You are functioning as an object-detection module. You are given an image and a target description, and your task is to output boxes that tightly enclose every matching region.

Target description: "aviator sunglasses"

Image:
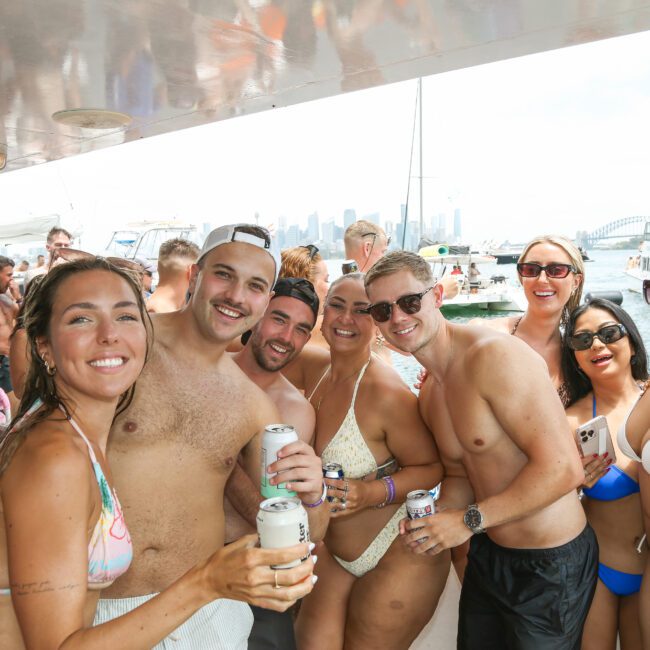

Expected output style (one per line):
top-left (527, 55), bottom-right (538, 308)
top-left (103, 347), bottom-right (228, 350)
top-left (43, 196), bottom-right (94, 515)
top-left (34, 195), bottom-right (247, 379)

top-left (516, 262), bottom-right (577, 279)
top-left (568, 323), bottom-right (628, 351)
top-left (367, 286), bottom-right (433, 323)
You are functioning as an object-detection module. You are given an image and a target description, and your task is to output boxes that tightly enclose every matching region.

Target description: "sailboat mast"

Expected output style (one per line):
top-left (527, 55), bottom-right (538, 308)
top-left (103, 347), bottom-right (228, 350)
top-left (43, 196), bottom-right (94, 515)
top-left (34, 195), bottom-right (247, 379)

top-left (419, 77), bottom-right (423, 238)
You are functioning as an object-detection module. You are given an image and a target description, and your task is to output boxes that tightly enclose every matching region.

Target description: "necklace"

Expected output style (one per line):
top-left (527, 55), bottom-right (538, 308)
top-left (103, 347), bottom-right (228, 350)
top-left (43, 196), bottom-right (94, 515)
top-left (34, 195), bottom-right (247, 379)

top-left (315, 359), bottom-right (370, 412)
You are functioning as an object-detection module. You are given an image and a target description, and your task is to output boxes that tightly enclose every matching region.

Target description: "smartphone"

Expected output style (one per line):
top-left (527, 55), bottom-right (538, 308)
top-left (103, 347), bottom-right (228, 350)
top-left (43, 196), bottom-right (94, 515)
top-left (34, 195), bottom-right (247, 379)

top-left (575, 415), bottom-right (617, 463)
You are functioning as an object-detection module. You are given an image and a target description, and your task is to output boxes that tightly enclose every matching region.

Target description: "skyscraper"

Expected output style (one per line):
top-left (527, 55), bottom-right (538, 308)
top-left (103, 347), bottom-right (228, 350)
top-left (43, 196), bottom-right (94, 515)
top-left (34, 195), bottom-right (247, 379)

top-left (343, 209), bottom-right (356, 230)
top-left (307, 212), bottom-right (320, 242)
top-left (454, 209), bottom-right (462, 240)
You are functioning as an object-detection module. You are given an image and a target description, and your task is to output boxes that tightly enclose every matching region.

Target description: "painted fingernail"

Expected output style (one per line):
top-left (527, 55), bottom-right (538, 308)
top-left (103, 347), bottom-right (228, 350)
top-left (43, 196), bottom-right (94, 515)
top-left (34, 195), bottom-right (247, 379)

top-left (312, 555), bottom-right (318, 565)
top-left (608, 459), bottom-right (613, 465)
top-left (308, 542), bottom-right (316, 552)
top-left (603, 452), bottom-right (609, 458)
top-left (592, 454), bottom-right (599, 458)
top-left (311, 575), bottom-right (319, 585)
top-left (606, 468), bottom-right (611, 472)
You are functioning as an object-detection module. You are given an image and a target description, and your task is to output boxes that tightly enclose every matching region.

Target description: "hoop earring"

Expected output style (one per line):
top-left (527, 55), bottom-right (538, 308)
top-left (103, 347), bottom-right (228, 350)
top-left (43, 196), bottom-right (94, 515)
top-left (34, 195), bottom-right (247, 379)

top-left (41, 355), bottom-right (56, 376)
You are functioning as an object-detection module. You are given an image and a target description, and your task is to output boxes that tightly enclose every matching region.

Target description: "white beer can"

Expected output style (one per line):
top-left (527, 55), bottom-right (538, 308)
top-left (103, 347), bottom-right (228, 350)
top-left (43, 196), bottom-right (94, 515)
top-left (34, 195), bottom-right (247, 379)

top-left (406, 489), bottom-right (436, 519)
top-left (261, 424), bottom-right (299, 498)
top-left (257, 497), bottom-right (311, 569)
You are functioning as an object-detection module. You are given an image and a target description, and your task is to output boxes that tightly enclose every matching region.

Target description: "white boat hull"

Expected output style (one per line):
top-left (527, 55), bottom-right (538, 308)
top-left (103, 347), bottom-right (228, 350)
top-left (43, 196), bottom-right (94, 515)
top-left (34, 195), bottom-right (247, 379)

top-left (442, 286), bottom-right (527, 312)
top-left (624, 268), bottom-right (650, 293)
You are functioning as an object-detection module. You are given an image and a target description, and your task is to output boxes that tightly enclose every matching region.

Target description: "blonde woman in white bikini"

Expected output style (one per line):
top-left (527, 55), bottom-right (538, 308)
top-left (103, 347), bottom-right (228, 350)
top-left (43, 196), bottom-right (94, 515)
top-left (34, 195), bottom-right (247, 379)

top-left (293, 273), bottom-right (449, 650)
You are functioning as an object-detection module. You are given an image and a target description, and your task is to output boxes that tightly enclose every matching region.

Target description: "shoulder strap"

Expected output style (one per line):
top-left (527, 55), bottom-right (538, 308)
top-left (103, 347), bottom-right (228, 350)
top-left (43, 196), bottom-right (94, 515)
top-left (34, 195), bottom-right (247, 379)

top-left (350, 358), bottom-right (372, 406)
top-left (307, 366), bottom-right (331, 401)
top-left (59, 406), bottom-right (99, 464)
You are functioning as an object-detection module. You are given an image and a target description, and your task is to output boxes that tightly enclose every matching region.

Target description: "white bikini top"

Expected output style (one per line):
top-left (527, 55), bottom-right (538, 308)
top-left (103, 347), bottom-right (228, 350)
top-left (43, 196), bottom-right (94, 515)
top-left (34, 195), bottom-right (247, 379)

top-left (617, 397), bottom-right (650, 473)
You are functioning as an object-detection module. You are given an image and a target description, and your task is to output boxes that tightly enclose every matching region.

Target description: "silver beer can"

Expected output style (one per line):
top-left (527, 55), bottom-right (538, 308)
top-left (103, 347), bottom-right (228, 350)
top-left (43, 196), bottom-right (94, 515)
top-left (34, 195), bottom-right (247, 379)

top-left (406, 489), bottom-right (436, 519)
top-left (257, 497), bottom-right (311, 569)
top-left (322, 462), bottom-right (344, 503)
top-left (261, 424), bottom-right (299, 498)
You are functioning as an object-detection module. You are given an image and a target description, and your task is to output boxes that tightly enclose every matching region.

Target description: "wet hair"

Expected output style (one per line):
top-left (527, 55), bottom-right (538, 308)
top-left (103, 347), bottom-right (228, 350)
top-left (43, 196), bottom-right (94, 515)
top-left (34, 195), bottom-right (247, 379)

top-left (518, 235), bottom-right (585, 326)
top-left (365, 250), bottom-right (433, 288)
top-left (561, 298), bottom-right (648, 405)
top-left (279, 246), bottom-right (323, 283)
top-left (0, 257), bottom-right (152, 475)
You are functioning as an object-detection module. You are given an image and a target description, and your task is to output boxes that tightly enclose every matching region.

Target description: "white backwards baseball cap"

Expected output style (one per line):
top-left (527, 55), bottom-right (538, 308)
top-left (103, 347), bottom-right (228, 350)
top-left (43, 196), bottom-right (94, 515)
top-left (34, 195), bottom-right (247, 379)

top-left (198, 223), bottom-right (281, 285)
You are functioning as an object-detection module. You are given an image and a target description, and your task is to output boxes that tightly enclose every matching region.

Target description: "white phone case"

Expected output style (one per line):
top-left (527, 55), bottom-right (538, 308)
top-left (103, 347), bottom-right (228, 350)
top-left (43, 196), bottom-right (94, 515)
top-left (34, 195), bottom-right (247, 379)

top-left (575, 415), bottom-right (617, 464)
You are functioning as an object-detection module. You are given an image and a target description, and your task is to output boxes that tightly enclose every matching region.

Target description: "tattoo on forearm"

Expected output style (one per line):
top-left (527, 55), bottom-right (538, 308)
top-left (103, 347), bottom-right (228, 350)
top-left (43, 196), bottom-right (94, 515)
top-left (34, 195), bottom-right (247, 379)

top-left (11, 581), bottom-right (80, 596)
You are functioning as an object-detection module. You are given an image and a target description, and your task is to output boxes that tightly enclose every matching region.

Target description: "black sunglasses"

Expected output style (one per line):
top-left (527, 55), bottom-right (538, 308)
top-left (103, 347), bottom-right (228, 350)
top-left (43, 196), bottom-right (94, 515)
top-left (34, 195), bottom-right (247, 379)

top-left (644, 279), bottom-right (650, 306)
top-left (517, 262), bottom-right (577, 279)
top-left (301, 244), bottom-right (319, 260)
top-left (368, 287), bottom-right (433, 323)
top-left (568, 323), bottom-right (628, 351)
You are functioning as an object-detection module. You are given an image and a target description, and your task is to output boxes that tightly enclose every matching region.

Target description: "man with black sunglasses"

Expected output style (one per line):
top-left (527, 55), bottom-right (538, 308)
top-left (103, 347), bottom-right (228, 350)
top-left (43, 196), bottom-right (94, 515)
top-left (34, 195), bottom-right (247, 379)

top-left (365, 251), bottom-right (597, 650)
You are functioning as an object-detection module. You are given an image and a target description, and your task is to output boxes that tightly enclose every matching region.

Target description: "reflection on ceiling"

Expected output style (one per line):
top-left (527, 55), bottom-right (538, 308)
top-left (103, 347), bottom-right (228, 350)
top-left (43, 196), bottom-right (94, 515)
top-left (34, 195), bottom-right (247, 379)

top-left (1, 0), bottom-right (650, 172)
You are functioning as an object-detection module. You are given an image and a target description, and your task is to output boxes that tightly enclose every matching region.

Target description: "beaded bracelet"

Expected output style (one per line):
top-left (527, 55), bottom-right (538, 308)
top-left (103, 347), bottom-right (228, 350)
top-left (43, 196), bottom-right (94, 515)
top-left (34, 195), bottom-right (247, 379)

top-left (302, 481), bottom-right (327, 508)
top-left (375, 476), bottom-right (396, 509)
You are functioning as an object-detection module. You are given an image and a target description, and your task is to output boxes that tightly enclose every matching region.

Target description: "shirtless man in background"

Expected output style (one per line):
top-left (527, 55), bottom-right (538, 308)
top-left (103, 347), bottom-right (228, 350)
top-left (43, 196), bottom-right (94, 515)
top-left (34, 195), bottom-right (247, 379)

top-left (147, 238), bottom-right (200, 313)
top-left (365, 251), bottom-right (597, 650)
top-left (0, 256), bottom-right (17, 409)
top-left (231, 277), bottom-right (327, 650)
top-left (95, 225), bottom-right (318, 648)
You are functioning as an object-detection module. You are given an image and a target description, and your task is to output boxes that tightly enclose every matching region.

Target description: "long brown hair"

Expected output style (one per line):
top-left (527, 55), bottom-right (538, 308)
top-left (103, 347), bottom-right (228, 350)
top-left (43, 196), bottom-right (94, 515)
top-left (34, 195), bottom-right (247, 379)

top-left (0, 258), bottom-right (152, 475)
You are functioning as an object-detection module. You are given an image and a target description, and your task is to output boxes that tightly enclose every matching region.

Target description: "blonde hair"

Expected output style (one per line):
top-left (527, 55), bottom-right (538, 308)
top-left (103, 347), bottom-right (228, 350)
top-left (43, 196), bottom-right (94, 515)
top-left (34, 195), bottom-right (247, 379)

top-left (518, 234), bottom-right (585, 324)
top-left (365, 250), bottom-right (433, 288)
top-left (279, 246), bottom-right (322, 283)
top-left (344, 220), bottom-right (386, 247)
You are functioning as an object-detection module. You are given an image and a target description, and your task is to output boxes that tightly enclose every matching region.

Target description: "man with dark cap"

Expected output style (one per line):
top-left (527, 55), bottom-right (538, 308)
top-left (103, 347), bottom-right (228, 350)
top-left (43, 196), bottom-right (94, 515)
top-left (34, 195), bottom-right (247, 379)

top-left (229, 278), bottom-right (326, 650)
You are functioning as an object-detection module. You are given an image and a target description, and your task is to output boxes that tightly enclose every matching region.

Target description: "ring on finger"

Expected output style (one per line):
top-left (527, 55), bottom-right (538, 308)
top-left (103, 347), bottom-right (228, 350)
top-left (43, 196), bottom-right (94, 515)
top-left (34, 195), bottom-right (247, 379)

top-left (274, 570), bottom-right (280, 589)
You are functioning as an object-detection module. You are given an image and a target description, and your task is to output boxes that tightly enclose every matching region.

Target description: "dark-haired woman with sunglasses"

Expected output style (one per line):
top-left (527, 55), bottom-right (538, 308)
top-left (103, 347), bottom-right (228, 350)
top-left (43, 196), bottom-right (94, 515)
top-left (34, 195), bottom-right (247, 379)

top-left (294, 273), bottom-right (449, 650)
top-left (562, 298), bottom-right (647, 650)
top-left (470, 234), bottom-right (585, 406)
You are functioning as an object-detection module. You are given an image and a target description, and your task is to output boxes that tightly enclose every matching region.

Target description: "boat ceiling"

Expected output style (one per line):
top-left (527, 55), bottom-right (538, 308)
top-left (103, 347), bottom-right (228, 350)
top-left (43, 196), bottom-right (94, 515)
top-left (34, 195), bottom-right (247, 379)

top-left (2, 0), bottom-right (650, 173)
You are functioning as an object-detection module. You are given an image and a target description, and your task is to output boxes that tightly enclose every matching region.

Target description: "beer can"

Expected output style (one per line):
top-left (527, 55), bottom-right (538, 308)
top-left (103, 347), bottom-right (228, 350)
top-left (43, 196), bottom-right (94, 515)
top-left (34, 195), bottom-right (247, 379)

top-left (257, 497), bottom-right (311, 569)
top-left (261, 424), bottom-right (299, 498)
top-left (322, 462), bottom-right (344, 503)
top-left (341, 259), bottom-right (359, 275)
top-left (406, 489), bottom-right (436, 519)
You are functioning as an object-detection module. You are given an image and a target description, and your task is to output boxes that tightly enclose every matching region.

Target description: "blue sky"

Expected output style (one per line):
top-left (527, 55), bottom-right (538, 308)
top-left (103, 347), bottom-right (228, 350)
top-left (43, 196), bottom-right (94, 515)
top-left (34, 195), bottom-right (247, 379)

top-left (1, 28), bottom-right (650, 251)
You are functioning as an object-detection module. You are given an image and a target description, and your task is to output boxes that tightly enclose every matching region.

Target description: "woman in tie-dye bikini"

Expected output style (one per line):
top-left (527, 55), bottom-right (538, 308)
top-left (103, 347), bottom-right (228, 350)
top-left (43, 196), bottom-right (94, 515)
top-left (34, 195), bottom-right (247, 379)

top-left (0, 255), bottom-right (262, 648)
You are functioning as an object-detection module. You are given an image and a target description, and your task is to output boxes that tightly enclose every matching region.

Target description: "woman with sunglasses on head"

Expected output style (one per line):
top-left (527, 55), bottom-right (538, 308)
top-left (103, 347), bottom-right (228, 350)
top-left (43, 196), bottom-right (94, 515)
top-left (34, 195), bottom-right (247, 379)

top-left (562, 298), bottom-right (647, 650)
top-left (470, 234), bottom-right (585, 406)
top-left (0, 257), bottom-right (313, 649)
top-left (295, 273), bottom-right (449, 650)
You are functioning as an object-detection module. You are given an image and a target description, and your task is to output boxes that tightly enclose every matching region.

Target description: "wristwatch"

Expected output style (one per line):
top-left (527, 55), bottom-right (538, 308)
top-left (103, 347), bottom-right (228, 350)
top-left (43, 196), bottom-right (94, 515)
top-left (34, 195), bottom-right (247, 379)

top-left (463, 504), bottom-right (485, 534)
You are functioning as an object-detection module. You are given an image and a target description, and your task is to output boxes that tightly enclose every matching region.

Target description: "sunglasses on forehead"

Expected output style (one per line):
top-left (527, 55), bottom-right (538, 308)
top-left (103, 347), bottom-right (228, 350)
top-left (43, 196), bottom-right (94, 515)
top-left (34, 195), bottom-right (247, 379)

top-left (367, 287), bottom-right (433, 323)
top-left (516, 262), bottom-right (577, 279)
top-left (568, 323), bottom-right (627, 351)
top-left (48, 247), bottom-right (145, 277)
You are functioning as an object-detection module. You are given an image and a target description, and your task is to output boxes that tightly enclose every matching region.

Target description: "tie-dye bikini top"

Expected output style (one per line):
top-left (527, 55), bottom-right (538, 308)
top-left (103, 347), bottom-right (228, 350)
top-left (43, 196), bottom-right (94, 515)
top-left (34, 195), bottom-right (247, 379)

top-left (15, 401), bottom-right (132, 589)
top-left (64, 410), bottom-right (132, 589)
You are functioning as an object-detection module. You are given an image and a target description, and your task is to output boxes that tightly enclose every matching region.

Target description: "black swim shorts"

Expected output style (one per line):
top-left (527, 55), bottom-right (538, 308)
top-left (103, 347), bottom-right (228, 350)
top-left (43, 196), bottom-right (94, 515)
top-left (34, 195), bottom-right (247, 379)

top-left (0, 354), bottom-right (12, 394)
top-left (457, 525), bottom-right (598, 650)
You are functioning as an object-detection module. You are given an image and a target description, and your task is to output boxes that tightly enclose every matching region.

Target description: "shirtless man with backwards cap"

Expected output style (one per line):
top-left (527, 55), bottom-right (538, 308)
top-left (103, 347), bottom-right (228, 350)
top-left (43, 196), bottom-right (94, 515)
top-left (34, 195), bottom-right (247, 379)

top-left (95, 225), bottom-right (318, 648)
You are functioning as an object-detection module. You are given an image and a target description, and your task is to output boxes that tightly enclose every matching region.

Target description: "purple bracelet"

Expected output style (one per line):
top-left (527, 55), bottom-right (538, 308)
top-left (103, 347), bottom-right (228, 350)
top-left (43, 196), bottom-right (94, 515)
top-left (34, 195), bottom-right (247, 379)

top-left (383, 476), bottom-right (396, 505)
top-left (302, 481), bottom-right (327, 508)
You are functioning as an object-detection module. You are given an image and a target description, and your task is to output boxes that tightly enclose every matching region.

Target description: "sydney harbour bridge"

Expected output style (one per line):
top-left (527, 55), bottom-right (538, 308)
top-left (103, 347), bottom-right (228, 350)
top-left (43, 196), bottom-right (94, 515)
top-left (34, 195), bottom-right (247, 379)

top-left (575, 216), bottom-right (650, 249)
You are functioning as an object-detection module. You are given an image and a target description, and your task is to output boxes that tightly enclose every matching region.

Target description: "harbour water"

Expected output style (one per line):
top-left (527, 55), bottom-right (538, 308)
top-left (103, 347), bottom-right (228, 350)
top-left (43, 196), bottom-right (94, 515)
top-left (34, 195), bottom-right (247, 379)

top-left (327, 249), bottom-right (646, 387)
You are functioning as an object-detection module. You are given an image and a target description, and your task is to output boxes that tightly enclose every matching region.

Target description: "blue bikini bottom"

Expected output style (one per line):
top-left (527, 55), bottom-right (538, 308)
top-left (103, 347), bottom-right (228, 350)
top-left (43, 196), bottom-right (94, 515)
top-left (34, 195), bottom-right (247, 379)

top-left (598, 563), bottom-right (642, 597)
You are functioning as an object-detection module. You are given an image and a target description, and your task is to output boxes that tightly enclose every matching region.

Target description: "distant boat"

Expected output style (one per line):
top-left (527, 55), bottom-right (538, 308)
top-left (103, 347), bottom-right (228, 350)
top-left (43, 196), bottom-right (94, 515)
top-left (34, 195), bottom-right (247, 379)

top-left (624, 222), bottom-right (650, 293)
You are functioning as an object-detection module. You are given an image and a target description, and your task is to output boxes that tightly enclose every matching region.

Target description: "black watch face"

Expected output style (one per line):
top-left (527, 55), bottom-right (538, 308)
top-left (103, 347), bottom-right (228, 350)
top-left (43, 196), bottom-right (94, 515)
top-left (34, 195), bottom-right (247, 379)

top-left (465, 508), bottom-right (482, 529)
